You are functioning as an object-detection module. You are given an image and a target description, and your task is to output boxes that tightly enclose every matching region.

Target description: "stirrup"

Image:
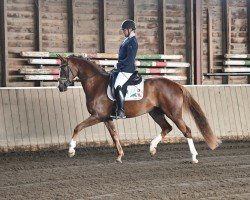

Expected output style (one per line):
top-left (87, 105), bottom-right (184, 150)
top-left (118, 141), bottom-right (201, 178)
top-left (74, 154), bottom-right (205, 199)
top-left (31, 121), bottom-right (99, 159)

top-left (116, 115), bottom-right (126, 119)
top-left (110, 111), bottom-right (126, 119)
top-left (116, 110), bottom-right (126, 119)
top-left (110, 108), bottom-right (117, 119)
top-left (110, 113), bottom-right (117, 119)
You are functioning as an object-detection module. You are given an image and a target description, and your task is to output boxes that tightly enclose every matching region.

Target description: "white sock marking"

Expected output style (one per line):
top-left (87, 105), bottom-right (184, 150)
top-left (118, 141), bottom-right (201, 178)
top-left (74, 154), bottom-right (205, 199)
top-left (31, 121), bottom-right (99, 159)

top-left (150, 134), bottom-right (162, 150)
top-left (187, 138), bottom-right (198, 163)
top-left (69, 139), bottom-right (76, 151)
top-left (187, 138), bottom-right (198, 155)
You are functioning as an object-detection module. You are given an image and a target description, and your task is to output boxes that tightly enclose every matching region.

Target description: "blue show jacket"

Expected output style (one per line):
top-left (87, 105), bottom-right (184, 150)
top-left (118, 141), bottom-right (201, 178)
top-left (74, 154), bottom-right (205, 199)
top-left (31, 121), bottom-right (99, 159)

top-left (117, 36), bottom-right (138, 73)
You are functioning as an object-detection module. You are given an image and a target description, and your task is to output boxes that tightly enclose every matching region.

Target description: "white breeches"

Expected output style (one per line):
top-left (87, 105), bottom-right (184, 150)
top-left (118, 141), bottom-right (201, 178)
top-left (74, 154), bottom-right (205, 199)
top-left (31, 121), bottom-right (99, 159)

top-left (114, 72), bottom-right (133, 89)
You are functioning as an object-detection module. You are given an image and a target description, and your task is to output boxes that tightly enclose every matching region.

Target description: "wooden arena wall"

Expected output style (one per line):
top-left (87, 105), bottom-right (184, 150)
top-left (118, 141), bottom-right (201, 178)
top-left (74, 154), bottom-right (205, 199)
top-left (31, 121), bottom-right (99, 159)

top-left (202, 0), bottom-right (250, 84)
top-left (1, 0), bottom-right (250, 87)
top-left (0, 85), bottom-right (249, 152)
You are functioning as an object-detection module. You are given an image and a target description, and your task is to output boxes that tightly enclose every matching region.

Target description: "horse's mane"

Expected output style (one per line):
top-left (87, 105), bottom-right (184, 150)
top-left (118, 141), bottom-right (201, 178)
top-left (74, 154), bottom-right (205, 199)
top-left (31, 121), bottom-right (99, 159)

top-left (67, 54), bottom-right (109, 76)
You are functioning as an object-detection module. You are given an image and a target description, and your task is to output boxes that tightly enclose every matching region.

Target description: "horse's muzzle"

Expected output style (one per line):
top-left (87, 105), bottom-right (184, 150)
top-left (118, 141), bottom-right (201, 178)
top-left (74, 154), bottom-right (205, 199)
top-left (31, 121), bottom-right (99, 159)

top-left (58, 83), bottom-right (68, 92)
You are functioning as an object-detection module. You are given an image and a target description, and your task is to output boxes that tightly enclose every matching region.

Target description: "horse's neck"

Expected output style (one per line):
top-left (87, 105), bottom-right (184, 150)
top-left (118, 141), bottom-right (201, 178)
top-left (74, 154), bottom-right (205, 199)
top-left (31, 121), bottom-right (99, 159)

top-left (76, 58), bottom-right (106, 79)
top-left (78, 61), bottom-right (109, 95)
top-left (81, 74), bottom-right (107, 88)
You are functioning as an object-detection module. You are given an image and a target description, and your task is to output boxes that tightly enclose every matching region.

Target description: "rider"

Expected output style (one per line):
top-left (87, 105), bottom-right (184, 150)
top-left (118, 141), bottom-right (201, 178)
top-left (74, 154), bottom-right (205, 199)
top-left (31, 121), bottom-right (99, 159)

top-left (111, 19), bottom-right (138, 119)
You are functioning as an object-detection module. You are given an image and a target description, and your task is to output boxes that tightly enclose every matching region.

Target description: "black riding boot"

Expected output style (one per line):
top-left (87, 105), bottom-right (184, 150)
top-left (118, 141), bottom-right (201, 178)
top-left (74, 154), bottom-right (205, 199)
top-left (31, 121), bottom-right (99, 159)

top-left (111, 86), bottom-right (126, 119)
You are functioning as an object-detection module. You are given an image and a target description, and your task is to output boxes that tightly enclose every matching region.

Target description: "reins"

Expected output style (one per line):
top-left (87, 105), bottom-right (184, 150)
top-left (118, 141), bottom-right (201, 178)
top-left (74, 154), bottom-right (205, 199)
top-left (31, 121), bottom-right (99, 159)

top-left (74, 73), bottom-right (99, 82)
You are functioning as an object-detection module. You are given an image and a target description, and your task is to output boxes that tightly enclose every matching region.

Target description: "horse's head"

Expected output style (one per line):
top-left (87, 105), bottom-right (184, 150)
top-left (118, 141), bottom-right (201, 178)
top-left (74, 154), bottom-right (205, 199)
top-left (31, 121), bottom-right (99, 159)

top-left (58, 55), bottom-right (78, 92)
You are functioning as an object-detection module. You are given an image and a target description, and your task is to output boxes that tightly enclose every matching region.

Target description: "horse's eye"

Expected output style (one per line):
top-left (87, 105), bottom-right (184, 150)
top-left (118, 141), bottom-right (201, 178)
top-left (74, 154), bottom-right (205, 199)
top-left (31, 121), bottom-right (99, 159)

top-left (60, 65), bottom-right (67, 71)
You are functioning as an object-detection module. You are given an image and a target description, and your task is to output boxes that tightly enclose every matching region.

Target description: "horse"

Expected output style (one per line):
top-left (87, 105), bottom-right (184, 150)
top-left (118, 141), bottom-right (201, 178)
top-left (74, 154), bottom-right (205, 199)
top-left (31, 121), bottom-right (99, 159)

top-left (57, 55), bottom-right (221, 164)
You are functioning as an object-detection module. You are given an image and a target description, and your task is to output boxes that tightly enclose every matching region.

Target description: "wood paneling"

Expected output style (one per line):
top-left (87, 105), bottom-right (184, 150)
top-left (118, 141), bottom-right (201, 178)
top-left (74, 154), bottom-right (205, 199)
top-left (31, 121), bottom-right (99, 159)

top-left (1, 90), bottom-right (16, 148)
top-left (136, 0), bottom-right (159, 54)
top-left (105, 0), bottom-right (130, 53)
top-left (41, 0), bottom-right (68, 52)
top-left (0, 86), bottom-right (249, 152)
top-left (0, 90), bottom-right (8, 149)
top-left (165, 0), bottom-right (186, 55)
top-left (202, 0), bottom-right (249, 84)
top-left (74, 0), bottom-right (99, 53)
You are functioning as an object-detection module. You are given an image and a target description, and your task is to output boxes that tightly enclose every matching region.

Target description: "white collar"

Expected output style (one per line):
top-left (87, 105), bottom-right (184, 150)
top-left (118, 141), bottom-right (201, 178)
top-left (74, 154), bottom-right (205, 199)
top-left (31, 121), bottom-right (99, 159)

top-left (129, 31), bottom-right (136, 38)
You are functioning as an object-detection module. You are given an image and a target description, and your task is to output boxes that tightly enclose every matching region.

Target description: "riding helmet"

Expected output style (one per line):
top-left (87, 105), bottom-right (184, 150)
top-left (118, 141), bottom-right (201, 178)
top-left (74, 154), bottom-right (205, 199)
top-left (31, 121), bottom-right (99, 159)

top-left (121, 19), bottom-right (136, 30)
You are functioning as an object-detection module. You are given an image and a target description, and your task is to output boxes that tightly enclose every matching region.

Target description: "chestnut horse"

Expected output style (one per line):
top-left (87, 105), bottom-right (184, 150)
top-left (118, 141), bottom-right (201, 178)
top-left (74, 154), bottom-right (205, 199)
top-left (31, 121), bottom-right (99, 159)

top-left (58, 55), bottom-right (221, 164)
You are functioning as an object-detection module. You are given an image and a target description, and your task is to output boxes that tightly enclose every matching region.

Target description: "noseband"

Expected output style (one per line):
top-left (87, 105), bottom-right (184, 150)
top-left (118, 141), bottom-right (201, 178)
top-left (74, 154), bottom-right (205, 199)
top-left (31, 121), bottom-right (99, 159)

top-left (58, 63), bottom-right (74, 87)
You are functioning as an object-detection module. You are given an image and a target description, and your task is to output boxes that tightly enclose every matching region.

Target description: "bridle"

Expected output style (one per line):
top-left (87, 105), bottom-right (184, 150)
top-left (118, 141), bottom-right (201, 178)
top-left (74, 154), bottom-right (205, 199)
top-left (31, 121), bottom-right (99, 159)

top-left (58, 62), bottom-right (74, 87)
top-left (58, 60), bottom-right (98, 86)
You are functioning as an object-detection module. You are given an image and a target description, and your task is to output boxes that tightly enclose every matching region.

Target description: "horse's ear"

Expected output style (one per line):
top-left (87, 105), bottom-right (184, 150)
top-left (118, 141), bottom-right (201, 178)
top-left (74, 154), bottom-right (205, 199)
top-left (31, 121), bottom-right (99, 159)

top-left (57, 54), bottom-right (66, 63)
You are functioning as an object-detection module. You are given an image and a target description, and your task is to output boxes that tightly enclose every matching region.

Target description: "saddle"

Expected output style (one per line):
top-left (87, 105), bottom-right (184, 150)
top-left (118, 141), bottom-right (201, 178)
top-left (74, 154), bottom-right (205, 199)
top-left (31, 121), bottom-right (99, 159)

top-left (109, 70), bottom-right (142, 97)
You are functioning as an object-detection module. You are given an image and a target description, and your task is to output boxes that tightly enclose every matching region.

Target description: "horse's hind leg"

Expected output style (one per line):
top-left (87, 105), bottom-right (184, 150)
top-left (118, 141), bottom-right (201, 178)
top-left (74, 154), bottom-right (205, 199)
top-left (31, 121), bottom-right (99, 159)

top-left (167, 110), bottom-right (199, 164)
top-left (149, 108), bottom-right (172, 156)
top-left (104, 120), bottom-right (124, 163)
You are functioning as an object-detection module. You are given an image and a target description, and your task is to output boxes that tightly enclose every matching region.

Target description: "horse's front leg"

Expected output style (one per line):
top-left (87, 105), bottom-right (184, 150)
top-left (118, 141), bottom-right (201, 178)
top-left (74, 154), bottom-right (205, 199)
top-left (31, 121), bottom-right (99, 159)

top-left (69, 115), bottom-right (101, 157)
top-left (187, 138), bottom-right (198, 164)
top-left (104, 120), bottom-right (124, 163)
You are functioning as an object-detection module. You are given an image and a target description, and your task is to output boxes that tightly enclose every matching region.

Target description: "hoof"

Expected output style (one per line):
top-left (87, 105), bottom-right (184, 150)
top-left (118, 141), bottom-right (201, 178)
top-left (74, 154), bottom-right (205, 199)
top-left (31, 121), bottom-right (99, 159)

top-left (192, 159), bottom-right (199, 164)
top-left (150, 147), bottom-right (157, 156)
top-left (116, 158), bottom-right (122, 164)
top-left (116, 154), bottom-right (123, 163)
top-left (68, 149), bottom-right (75, 157)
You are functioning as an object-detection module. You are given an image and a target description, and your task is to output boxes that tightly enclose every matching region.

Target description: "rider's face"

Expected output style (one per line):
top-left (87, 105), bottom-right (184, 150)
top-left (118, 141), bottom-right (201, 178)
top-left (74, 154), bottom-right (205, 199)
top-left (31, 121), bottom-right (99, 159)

top-left (122, 29), bottom-right (130, 37)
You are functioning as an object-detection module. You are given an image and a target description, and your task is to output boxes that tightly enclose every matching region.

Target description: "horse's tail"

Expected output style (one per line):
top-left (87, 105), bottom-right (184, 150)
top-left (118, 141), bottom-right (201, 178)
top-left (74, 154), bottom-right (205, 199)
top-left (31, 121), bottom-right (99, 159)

top-left (181, 86), bottom-right (221, 150)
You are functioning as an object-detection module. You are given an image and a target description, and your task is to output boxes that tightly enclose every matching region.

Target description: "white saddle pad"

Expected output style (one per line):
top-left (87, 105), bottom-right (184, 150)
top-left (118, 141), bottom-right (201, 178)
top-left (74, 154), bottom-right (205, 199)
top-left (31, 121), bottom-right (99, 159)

top-left (107, 81), bottom-right (144, 101)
